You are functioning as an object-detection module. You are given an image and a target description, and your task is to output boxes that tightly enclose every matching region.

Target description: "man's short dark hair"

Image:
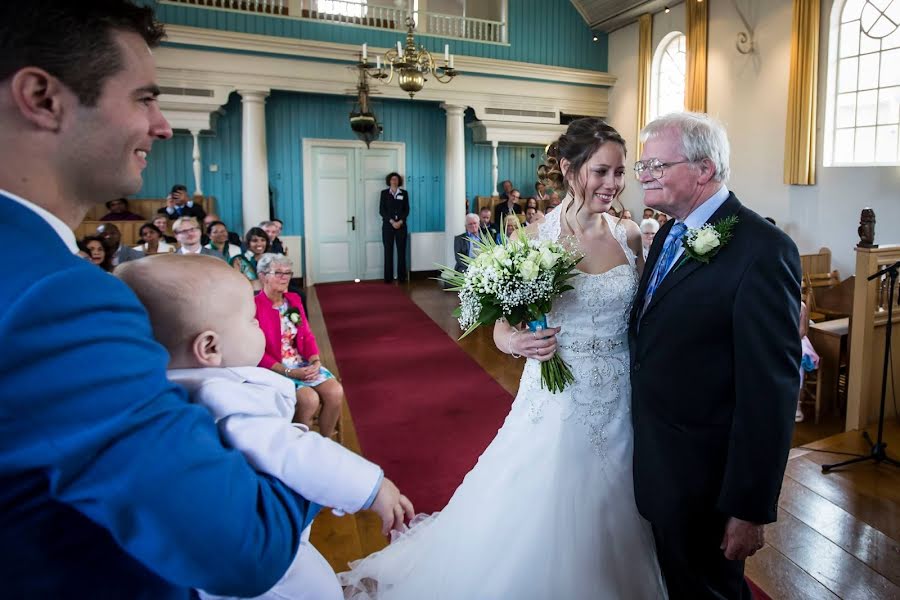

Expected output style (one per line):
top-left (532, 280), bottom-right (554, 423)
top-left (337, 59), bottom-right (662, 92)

top-left (385, 172), bottom-right (403, 186)
top-left (170, 184), bottom-right (188, 195)
top-left (105, 198), bottom-right (128, 209)
top-left (0, 1), bottom-right (166, 106)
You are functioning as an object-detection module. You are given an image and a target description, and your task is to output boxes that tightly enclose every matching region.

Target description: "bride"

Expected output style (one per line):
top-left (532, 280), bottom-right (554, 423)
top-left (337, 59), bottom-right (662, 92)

top-left (339, 118), bottom-right (667, 599)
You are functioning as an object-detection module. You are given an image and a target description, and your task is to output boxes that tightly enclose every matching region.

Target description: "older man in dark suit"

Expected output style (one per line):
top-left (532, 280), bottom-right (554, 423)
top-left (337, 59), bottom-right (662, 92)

top-left (453, 213), bottom-right (482, 273)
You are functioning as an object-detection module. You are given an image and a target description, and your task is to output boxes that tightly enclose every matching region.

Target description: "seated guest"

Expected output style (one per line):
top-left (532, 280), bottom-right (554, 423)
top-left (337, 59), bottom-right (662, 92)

top-left (525, 206), bottom-right (538, 225)
top-left (607, 207), bottom-right (620, 218)
top-left (478, 207), bottom-right (497, 240)
top-left (117, 255), bottom-right (414, 600)
top-left (547, 191), bottom-right (562, 212)
top-left (525, 197), bottom-right (539, 212)
top-left (100, 198), bottom-right (144, 221)
top-left (157, 184), bottom-right (206, 222)
top-left (256, 254), bottom-right (344, 439)
top-left (206, 221), bottom-right (242, 261)
top-left (656, 212), bottom-right (669, 226)
top-left (454, 213), bottom-right (482, 273)
top-left (152, 214), bottom-right (177, 244)
top-left (498, 214), bottom-right (519, 243)
top-left (494, 189), bottom-right (522, 230)
top-left (79, 235), bottom-right (113, 272)
top-left (134, 223), bottom-right (175, 255)
top-left (642, 207), bottom-right (655, 220)
top-left (639, 218), bottom-right (660, 260)
top-left (96, 223), bottom-right (143, 267)
top-left (202, 213), bottom-right (242, 247)
top-left (797, 300), bottom-right (819, 423)
top-left (232, 227), bottom-right (270, 292)
top-left (173, 217), bottom-right (223, 259)
top-left (534, 182), bottom-right (549, 203)
top-left (261, 220), bottom-right (287, 255)
top-left (498, 179), bottom-right (513, 200)
top-left (622, 209), bottom-right (633, 221)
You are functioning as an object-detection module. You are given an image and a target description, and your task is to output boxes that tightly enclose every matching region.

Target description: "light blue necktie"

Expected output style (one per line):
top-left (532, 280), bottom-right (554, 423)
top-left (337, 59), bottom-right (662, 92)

top-left (642, 222), bottom-right (688, 313)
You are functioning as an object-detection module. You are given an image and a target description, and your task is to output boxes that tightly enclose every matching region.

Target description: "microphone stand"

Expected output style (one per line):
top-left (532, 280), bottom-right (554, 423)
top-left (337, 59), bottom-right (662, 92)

top-left (822, 260), bottom-right (900, 473)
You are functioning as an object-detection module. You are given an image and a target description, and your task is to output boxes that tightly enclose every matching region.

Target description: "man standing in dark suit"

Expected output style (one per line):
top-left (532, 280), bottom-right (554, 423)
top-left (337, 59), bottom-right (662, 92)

top-left (379, 171), bottom-right (410, 283)
top-left (629, 113), bottom-right (800, 599)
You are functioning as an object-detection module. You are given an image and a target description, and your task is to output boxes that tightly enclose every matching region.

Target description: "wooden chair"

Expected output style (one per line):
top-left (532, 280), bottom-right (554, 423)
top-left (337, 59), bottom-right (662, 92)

top-left (803, 271), bottom-right (842, 322)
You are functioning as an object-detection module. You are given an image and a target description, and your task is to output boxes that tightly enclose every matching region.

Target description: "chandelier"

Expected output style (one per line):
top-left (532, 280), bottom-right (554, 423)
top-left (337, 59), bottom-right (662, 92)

top-left (349, 63), bottom-right (382, 148)
top-left (358, 16), bottom-right (459, 99)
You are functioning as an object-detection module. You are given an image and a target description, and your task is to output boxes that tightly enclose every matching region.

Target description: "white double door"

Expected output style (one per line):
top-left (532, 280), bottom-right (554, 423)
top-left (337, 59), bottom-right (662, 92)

top-left (303, 140), bottom-right (405, 284)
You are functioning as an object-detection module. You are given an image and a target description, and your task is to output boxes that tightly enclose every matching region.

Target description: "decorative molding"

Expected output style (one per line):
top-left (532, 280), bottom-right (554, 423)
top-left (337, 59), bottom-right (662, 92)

top-left (162, 25), bottom-right (616, 88)
top-left (468, 120), bottom-right (566, 146)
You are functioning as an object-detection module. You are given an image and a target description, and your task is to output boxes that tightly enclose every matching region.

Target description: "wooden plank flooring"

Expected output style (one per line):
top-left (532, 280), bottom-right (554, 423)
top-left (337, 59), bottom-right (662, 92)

top-left (310, 279), bottom-right (900, 598)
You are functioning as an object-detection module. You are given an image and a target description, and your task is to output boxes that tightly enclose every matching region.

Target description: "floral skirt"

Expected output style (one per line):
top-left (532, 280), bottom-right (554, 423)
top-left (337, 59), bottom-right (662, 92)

top-left (289, 366), bottom-right (335, 389)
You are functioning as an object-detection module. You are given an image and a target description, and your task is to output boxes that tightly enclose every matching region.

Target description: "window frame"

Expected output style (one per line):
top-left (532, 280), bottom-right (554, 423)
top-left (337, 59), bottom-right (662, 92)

top-left (649, 31), bottom-right (687, 121)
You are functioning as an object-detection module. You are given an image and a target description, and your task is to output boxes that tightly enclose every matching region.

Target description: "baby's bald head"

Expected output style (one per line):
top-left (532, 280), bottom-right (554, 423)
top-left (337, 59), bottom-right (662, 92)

top-left (117, 254), bottom-right (255, 365)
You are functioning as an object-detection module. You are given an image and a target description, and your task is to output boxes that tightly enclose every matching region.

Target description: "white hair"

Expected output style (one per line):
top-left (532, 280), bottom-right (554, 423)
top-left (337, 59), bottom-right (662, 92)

top-left (640, 112), bottom-right (731, 183)
top-left (257, 253), bottom-right (292, 274)
top-left (465, 212), bottom-right (479, 224)
top-left (640, 218), bottom-right (660, 234)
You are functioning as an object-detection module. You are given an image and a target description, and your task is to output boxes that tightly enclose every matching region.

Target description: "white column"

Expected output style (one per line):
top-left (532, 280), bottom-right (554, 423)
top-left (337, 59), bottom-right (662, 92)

top-left (491, 140), bottom-right (499, 197)
top-left (442, 103), bottom-right (466, 267)
top-left (238, 89), bottom-right (271, 232)
top-left (189, 129), bottom-right (203, 198)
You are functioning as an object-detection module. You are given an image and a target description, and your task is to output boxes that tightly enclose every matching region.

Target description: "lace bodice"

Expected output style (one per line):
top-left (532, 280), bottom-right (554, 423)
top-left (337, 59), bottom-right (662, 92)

top-left (521, 206), bottom-right (639, 454)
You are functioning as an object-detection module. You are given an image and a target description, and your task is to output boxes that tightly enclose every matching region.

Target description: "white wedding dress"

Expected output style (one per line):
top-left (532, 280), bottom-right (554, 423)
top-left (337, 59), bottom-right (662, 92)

top-left (339, 209), bottom-right (667, 599)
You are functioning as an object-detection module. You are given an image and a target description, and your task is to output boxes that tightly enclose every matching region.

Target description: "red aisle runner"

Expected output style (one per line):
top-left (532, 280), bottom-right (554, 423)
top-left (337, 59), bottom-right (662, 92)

top-left (316, 282), bottom-right (513, 513)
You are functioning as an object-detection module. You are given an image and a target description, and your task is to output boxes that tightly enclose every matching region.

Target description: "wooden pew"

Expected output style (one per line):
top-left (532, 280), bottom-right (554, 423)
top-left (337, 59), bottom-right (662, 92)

top-left (74, 221), bottom-right (144, 247)
top-left (83, 197), bottom-right (217, 222)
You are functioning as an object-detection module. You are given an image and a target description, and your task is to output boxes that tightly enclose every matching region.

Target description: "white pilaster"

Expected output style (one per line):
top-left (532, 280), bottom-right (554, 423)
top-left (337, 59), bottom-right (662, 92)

top-left (442, 103), bottom-right (466, 267)
top-left (491, 140), bottom-right (499, 197)
top-left (239, 89), bottom-right (271, 232)
top-left (190, 129), bottom-right (204, 198)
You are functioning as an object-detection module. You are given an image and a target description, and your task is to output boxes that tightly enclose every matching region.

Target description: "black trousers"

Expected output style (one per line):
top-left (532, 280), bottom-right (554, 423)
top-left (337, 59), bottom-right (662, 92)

top-left (382, 223), bottom-right (408, 282)
top-left (652, 515), bottom-right (752, 600)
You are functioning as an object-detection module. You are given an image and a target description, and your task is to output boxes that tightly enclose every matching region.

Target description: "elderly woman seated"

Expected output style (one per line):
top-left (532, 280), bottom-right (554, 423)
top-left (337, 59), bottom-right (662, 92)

top-left (639, 218), bottom-right (660, 260)
top-left (254, 253), bottom-right (343, 438)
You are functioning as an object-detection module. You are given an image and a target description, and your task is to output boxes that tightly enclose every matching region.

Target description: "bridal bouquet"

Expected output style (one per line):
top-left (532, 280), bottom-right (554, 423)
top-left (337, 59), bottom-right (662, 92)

top-left (439, 224), bottom-right (583, 393)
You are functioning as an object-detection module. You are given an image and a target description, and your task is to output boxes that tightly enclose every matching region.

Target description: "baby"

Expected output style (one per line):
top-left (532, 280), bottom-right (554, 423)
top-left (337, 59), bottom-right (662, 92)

top-left (117, 254), bottom-right (413, 600)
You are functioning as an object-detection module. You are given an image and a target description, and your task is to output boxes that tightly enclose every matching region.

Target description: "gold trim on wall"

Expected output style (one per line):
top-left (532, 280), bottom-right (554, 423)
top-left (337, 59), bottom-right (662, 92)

top-left (685, 0), bottom-right (708, 112)
top-left (636, 13), bottom-right (653, 156)
top-left (784, 0), bottom-right (819, 185)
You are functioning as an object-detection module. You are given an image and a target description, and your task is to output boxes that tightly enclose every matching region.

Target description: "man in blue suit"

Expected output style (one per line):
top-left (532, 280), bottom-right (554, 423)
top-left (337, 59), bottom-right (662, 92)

top-left (0, 2), bottom-right (410, 597)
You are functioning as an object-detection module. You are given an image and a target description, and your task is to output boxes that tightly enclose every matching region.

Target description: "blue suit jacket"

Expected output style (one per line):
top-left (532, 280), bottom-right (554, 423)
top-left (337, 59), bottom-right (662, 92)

top-left (0, 194), bottom-right (319, 598)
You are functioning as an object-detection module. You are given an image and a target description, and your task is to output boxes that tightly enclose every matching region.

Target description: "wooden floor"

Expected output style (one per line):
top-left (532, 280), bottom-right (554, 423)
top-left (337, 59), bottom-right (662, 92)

top-left (310, 279), bottom-right (900, 598)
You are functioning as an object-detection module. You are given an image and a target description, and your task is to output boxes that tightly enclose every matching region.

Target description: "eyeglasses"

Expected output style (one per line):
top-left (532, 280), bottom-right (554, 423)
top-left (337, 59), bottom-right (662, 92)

top-left (174, 226), bottom-right (199, 235)
top-left (633, 158), bottom-right (691, 180)
top-left (262, 270), bottom-right (293, 278)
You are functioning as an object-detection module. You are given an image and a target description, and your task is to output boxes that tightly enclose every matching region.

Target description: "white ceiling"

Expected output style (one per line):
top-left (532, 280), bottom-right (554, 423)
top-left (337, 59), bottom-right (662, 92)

top-left (570, 0), bottom-right (677, 32)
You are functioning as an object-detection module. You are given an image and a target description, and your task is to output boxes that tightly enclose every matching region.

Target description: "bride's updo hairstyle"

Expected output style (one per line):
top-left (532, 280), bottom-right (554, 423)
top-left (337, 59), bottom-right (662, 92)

top-left (538, 118), bottom-right (627, 221)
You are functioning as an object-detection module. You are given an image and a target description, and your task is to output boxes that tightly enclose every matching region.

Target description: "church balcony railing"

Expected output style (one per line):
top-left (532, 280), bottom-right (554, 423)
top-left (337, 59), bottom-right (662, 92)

top-left (160, 0), bottom-right (508, 44)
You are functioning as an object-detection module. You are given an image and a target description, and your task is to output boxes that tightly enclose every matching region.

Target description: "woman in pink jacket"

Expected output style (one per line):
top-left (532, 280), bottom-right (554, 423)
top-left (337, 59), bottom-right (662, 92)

top-left (254, 253), bottom-right (344, 438)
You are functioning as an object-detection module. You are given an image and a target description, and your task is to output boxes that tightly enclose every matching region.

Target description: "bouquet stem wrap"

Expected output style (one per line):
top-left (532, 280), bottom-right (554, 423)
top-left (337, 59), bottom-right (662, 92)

top-left (528, 315), bottom-right (575, 394)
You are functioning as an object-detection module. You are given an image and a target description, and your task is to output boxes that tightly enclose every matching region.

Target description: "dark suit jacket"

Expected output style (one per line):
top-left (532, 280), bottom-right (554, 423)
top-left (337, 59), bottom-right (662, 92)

top-left (0, 193), bottom-right (316, 598)
top-left (379, 188), bottom-right (410, 225)
top-left (494, 201), bottom-right (522, 229)
top-left (453, 232), bottom-right (477, 272)
top-left (629, 192), bottom-right (801, 528)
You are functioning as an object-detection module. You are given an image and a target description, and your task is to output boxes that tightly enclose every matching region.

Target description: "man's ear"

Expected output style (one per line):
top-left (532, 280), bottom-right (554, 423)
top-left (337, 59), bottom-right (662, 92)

top-left (191, 330), bottom-right (223, 368)
top-left (696, 158), bottom-right (717, 185)
top-left (9, 68), bottom-right (70, 131)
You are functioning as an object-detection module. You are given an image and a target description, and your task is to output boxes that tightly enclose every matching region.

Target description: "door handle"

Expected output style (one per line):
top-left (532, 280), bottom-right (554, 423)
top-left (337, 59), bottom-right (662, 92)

top-left (347, 216), bottom-right (356, 231)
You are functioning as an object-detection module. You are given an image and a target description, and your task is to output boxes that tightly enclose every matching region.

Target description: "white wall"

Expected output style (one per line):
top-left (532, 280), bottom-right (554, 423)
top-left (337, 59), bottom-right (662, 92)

top-left (608, 0), bottom-right (900, 276)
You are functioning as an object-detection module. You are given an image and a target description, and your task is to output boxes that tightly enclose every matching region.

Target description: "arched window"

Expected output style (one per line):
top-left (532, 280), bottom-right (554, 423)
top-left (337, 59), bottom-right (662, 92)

top-left (650, 32), bottom-right (686, 120)
top-left (824, 0), bottom-right (900, 166)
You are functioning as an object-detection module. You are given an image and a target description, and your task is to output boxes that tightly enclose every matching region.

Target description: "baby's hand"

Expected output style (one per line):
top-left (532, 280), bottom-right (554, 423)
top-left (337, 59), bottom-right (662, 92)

top-left (370, 477), bottom-right (415, 535)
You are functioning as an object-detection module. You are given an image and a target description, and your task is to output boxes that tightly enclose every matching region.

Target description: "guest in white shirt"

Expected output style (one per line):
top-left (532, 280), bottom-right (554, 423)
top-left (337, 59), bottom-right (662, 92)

top-left (134, 223), bottom-right (175, 255)
top-left (173, 216), bottom-right (223, 260)
top-left (205, 220), bottom-right (242, 261)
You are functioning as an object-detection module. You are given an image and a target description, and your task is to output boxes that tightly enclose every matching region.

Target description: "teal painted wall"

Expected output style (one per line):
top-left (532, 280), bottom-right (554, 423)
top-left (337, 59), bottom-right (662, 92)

top-left (152, 0), bottom-right (607, 72)
top-left (141, 90), bottom-right (447, 237)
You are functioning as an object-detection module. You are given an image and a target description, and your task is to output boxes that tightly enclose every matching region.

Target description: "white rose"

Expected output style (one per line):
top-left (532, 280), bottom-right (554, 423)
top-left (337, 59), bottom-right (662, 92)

top-left (691, 227), bottom-right (720, 254)
top-left (539, 247), bottom-right (559, 269)
top-left (492, 245), bottom-right (507, 261)
top-left (519, 260), bottom-right (539, 280)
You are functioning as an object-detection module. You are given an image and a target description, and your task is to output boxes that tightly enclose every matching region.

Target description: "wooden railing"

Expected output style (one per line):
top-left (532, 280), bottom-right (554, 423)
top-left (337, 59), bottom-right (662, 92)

top-left (162, 0), bottom-right (507, 43)
top-left (845, 244), bottom-right (900, 430)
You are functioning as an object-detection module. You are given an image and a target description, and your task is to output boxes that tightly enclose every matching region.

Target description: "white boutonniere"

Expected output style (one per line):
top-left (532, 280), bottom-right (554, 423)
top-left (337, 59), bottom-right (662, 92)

top-left (676, 215), bottom-right (738, 270)
top-left (285, 306), bottom-right (302, 325)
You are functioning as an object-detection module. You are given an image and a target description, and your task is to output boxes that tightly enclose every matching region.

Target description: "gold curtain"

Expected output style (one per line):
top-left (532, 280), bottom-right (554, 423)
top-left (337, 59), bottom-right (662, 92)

top-left (636, 13), bottom-right (653, 155)
top-left (784, 0), bottom-right (820, 185)
top-left (685, 0), bottom-right (708, 112)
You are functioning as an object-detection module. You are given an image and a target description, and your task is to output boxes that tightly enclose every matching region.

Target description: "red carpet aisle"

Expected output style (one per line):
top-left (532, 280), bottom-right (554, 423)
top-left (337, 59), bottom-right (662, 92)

top-left (315, 282), bottom-right (513, 513)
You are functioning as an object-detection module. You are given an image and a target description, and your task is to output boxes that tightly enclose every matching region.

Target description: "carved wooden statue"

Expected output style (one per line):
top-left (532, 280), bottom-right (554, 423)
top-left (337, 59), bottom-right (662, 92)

top-left (858, 208), bottom-right (877, 248)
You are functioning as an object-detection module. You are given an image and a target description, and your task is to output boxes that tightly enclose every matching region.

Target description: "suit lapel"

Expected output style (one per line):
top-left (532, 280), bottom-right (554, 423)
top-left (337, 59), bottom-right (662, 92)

top-left (642, 193), bottom-right (743, 318)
